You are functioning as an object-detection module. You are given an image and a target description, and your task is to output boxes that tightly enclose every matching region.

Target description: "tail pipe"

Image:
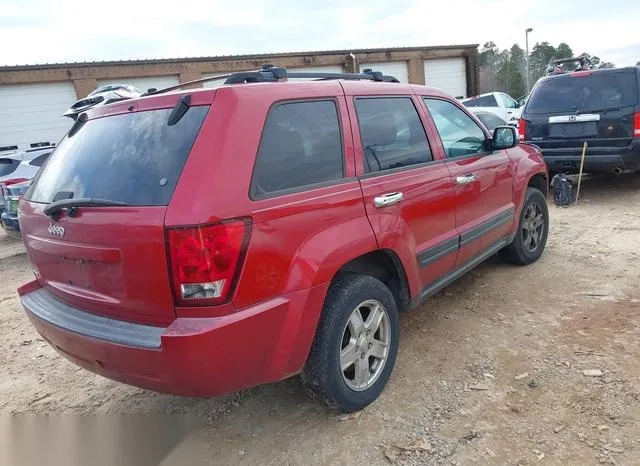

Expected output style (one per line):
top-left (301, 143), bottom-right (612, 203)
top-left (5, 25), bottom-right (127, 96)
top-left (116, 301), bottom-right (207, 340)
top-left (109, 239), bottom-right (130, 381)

top-left (612, 167), bottom-right (624, 175)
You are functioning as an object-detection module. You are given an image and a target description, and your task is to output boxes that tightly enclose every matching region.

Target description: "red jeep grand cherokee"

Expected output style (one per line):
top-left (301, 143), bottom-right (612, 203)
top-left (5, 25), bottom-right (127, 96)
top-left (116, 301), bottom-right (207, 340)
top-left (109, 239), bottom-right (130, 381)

top-left (17, 67), bottom-right (548, 412)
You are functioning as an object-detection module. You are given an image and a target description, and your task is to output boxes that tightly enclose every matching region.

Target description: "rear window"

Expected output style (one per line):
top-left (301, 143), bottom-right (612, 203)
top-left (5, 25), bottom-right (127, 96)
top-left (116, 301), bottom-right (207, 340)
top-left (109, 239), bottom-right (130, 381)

top-left (526, 70), bottom-right (638, 114)
top-left (0, 158), bottom-right (20, 177)
top-left (25, 106), bottom-right (209, 205)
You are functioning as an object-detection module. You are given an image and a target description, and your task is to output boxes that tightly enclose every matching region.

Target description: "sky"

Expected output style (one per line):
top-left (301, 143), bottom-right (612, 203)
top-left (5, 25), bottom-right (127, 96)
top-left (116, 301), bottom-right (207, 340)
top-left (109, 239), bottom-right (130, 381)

top-left (0, 0), bottom-right (638, 67)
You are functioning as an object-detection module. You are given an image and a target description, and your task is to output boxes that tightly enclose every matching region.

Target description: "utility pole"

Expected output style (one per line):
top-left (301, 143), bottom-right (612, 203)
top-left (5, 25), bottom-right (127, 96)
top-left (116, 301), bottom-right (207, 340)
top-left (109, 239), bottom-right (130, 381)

top-left (525, 28), bottom-right (533, 93)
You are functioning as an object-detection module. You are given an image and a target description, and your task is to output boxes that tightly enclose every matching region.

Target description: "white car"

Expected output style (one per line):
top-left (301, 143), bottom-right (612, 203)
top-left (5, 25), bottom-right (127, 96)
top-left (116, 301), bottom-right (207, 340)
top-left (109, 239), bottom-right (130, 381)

top-left (460, 92), bottom-right (522, 127)
top-left (0, 145), bottom-right (53, 212)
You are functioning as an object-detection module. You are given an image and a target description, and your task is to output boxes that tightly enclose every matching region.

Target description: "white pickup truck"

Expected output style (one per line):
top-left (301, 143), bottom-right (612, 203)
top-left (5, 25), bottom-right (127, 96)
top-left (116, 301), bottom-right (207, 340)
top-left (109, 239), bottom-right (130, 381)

top-left (460, 92), bottom-right (522, 127)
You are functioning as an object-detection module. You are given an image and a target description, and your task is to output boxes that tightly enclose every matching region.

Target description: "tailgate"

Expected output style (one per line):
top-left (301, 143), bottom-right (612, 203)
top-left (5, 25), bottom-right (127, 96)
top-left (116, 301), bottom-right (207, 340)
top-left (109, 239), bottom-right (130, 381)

top-left (19, 100), bottom-right (211, 326)
top-left (524, 69), bottom-right (638, 149)
top-left (21, 204), bottom-right (174, 325)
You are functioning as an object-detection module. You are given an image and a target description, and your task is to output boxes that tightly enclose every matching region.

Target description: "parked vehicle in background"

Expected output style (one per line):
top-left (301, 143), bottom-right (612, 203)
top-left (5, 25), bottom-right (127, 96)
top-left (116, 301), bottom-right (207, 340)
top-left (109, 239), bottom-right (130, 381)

top-left (62, 84), bottom-right (142, 120)
top-left (1, 180), bottom-right (30, 237)
top-left (519, 66), bottom-right (640, 175)
top-left (0, 144), bottom-right (53, 220)
top-left (516, 93), bottom-right (530, 107)
top-left (461, 92), bottom-right (522, 127)
top-left (474, 111), bottom-right (510, 132)
top-left (17, 67), bottom-right (549, 413)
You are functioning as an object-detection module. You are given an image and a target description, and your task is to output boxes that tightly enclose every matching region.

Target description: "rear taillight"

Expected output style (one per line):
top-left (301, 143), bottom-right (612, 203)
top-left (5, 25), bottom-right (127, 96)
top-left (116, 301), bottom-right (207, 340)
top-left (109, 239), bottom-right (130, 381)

top-left (634, 112), bottom-right (640, 137)
top-left (518, 119), bottom-right (526, 141)
top-left (3, 177), bottom-right (28, 187)
top-left (167, 219), bottom-right (251, 306)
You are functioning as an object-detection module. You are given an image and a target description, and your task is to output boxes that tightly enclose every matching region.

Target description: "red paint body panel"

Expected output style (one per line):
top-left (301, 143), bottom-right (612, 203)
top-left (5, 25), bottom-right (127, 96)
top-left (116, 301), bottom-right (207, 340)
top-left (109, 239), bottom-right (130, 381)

top-left (445, 154), bottom-right (516, 266)
top-left (17, 78), bottom-right (547, 398)
top-left (23, 279), bottom-right (327, 396)
top-left (20, 204), bottom-right (175, 326)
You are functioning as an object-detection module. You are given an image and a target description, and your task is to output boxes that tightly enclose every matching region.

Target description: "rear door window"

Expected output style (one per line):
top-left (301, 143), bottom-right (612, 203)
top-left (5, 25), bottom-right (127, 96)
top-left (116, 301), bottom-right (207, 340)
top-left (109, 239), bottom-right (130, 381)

top-left (251, 100), bottom-right (344, 198)
top-left (25, 106), bottom-right (209, 206)
top-left (463, 94), bottom-right (498, 108)
top-left (355, 97), bottom-right (432, 173)
top-left (526, 70), bottom-right (639, 114)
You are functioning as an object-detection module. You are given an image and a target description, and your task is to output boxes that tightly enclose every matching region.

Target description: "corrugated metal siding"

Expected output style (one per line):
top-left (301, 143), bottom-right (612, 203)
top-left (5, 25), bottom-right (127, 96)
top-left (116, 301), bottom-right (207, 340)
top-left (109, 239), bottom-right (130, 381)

top-left (0, 82), bottom-right (76, 150)
top-left (97, 76), bottom-right (179, 93)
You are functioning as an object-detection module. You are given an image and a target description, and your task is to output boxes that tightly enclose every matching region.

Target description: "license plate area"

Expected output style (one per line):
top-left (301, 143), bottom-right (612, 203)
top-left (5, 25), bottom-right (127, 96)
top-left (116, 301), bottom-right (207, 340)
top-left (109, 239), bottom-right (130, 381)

top-left (549, 121), bottom-right (598, 138)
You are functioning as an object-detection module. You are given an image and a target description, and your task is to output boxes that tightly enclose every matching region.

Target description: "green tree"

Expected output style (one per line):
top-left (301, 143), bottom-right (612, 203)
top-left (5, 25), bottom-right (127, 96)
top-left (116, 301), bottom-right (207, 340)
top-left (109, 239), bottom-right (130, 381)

top-left (528, 41), bottom-right (557, 82)
top-left (478, 42), bottom-right (501, 93)
top-left (556, 43), bottom-right (573, 59)
top-left (496, 52), bottom-right (526, 98)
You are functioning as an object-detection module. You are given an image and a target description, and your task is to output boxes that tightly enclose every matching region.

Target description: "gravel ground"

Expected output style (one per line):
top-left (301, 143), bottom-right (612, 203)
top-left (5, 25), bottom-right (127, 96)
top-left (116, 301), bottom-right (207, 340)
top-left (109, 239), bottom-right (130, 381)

top-left (1, 174), bottom-right (639, 465)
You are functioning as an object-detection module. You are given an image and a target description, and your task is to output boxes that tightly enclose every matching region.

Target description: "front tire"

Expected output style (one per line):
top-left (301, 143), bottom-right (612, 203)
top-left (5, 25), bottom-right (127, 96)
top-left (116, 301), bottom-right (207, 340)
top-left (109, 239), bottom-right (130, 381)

top-left (301, 274), bottom-right (399, 413)
top-left (500, 187), bottom-right (549, 265)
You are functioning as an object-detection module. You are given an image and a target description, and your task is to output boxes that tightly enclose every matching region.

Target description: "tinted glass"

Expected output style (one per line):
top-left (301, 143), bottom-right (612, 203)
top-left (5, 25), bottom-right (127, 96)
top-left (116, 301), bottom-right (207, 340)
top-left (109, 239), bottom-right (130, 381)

top-left (463, 94), bottom-right (498, 108)
top-left (355, 98), bottom-right (432, 173)
top-left (425, 99), bottom-right (486, 158)
top-left (26, 106), bottom-right (209, 205)
top-left (477, 112), bottom-right (506, 131)
top-left (251, 100), bottom-right (343, 197)
top-left (29, 153), bottom-right (51, 167)
top-left (526, 70), bottom-right (639, 114)
top-left (0, 158), bottom-right (19, 177)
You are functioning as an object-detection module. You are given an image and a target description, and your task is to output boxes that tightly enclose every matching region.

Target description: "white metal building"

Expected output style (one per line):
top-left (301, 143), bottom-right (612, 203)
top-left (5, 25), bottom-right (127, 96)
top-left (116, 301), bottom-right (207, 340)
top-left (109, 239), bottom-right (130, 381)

top-left (0, 46), bottom-right (478, 151)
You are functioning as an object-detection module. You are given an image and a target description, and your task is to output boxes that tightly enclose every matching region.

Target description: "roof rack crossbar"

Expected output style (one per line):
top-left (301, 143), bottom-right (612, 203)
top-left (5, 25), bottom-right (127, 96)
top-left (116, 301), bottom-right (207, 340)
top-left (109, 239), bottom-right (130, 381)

top-left (143, 66), bottom-right (399, 95)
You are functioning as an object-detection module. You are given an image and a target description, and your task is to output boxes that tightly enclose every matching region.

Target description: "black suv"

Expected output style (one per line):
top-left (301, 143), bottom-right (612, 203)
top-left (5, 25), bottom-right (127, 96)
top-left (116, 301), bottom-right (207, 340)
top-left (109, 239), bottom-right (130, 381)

top-left (519, 66), bottom-right (640, 174)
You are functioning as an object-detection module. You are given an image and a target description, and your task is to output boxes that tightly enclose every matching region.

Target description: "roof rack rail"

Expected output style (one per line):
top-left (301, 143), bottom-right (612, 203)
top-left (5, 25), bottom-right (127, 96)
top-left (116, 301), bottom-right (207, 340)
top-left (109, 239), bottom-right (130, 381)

top-left (143, 65), bottom-right (400, 96)
top-left (546, 55), bottom-right (592, 75)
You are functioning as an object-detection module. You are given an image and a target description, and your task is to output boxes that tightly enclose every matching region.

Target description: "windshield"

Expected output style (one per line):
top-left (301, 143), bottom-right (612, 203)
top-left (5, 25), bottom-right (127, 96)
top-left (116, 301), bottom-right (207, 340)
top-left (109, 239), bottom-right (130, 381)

top-left (25, 106), bottom-right (209, 205)
top-left (526, 70), bottom-right (638, 114)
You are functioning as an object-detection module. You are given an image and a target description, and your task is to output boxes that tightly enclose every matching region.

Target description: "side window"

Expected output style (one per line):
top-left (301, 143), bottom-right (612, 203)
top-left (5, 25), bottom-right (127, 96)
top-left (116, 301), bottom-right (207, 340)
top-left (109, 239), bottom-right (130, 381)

top-left (29, 153), bottom-right (51, 167)
top-left (355, 97), bottom-right (432, 173)
top-left (251, 100), bottom-right (343, 197)
top-left (499, 93), bottom-right (518, 109)
top-left (463, 94), bottom-right (498, 108)
top-left (476, 113), bottom-right (505, 131)
top-left (424, 99), bottom-right (486, 158)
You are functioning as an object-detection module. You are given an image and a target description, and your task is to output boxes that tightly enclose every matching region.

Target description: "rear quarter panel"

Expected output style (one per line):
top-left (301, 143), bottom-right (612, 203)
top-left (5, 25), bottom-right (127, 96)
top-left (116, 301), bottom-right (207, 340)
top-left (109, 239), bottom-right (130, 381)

top-left (165, 83), bottom-right (380, 374)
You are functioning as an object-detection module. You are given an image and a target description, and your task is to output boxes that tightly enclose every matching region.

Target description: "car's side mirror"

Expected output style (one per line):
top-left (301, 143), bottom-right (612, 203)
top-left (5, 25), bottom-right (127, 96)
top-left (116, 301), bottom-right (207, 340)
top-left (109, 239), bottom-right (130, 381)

top-left (492, 126), bottom-right (518, 150)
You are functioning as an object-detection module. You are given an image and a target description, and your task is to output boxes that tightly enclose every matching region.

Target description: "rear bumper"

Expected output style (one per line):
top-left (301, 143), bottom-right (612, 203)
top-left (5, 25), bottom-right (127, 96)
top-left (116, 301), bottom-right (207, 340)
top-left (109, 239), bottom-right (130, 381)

top-left (20, 283), bottom-right (327, 397)
top-left (539, 140), bottom-right (640, 173)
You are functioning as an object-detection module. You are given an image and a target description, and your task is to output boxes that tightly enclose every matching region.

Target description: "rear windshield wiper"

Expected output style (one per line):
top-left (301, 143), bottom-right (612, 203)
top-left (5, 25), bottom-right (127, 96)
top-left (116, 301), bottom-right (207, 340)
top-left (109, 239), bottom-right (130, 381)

top-left (44, 198), bottom-right (127, 219)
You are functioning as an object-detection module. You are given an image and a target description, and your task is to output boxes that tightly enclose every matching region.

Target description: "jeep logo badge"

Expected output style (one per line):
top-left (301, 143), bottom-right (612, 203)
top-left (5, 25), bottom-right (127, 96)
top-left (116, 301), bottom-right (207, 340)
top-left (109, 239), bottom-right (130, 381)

top-left (48, 222), bottom-right (65, 237)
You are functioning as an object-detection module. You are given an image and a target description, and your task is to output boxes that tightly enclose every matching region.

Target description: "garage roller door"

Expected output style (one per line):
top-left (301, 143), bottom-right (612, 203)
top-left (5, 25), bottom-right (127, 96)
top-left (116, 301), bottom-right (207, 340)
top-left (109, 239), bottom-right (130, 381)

top-left (0, 82), bottom-right (77, 150)
top-left (97, 76), bottom-right (179, 94)
top-left (424, 58), bottom-right (467, 98)
top-left (360, 61), bottom-right (408, 83)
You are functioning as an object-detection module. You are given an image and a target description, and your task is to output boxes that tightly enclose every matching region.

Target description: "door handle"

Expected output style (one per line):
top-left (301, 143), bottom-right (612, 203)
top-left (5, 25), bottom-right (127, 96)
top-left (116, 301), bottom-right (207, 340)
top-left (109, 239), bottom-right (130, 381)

top-left (455, 174), bottom-right (477, 185)
top-left (374, 192), bottom-right (404, 208)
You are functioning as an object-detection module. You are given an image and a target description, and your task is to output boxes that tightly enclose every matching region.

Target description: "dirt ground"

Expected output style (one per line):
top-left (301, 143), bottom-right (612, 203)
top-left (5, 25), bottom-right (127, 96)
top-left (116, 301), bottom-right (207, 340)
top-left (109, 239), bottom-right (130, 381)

top-left (1, 174), bottom-right (639, 466)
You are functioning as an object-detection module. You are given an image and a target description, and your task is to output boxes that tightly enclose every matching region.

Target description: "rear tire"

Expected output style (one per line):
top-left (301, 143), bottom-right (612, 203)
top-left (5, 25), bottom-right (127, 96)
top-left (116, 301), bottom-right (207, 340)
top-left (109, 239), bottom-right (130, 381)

top-left (500, 187), bottom-right (549, 265)
top-left (301, 274), bottom-right (399, 413)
